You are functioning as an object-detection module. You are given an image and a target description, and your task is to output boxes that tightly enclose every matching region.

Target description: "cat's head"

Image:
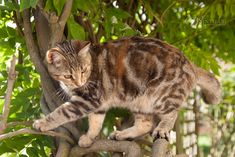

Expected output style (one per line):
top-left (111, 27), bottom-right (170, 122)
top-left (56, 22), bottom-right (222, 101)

top-left (45, 40), bottom-right (92, 90)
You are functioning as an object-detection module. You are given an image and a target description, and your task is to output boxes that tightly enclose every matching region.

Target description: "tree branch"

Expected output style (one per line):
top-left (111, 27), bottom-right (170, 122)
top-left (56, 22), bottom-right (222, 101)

top-left (152, 138), bottom-right (172, 157)
top-left (0, 55), bottom-right (18, 134)
top-left (22, 8), bottom-right (61, 110)
top-left (13, 11), bottom-right (24, 37)
top-left (37, 0), bottom-right (50, 22)
top-left (56, 140), bottom-right (71, 157)
top-left (96, 24), bottom-right (104, 43)
top-left (22, 9), bottom-right (44, 74)
top-left (34, 6), bottom-right (51, 56)
top-left (59, 0), bottom-right (73, 26)
top-left (0, 128), bottom-right (74, 144)
top-left (49, 0), bottom-right (73, 47)
top-left (70, 139), bottom-right (142, 157)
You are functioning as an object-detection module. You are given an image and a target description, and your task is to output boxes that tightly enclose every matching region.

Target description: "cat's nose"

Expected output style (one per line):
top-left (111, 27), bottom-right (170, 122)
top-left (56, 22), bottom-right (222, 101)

top-left (74, 80), bottom-right (82, 87)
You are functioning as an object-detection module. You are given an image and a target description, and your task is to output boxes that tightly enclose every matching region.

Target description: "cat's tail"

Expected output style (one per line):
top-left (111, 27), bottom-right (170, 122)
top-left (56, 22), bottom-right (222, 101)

top-left (195, 66), bottom-right (221, 105)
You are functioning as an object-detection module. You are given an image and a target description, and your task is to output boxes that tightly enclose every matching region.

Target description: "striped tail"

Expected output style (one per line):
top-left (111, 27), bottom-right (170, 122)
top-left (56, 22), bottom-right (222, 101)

top-left (195, 66), bottom-right (221, 104)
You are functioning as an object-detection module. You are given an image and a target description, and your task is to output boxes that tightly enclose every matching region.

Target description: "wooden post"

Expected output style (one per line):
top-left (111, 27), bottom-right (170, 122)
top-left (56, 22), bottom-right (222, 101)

top-left (175, 115), bottom-right (184, 154)
top-left (193, 93), bottom-right (201, 157)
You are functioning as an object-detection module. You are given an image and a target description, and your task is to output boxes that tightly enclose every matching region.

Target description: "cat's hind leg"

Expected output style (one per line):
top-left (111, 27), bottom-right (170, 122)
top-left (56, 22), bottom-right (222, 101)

top-left (110, 114), bottom-right (153, 140)
top-left (79, 112), bottom-right (106, 147)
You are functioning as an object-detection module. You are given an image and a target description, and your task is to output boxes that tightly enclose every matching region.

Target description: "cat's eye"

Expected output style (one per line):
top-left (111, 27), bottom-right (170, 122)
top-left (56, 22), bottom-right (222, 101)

top-left (64, 75), bottom-right (72, 79)
top-left (81, 68), bottom-right (87, 74)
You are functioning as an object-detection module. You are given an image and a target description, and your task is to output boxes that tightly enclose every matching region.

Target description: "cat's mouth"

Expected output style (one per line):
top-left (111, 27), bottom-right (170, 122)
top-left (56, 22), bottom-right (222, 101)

top-left (70, 84), bottom-right (85, 89)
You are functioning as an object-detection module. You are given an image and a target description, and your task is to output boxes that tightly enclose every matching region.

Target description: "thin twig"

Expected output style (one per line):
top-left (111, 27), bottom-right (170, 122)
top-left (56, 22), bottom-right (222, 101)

top-left (96, 24), bottom-right (104, 43)
top-left (0, 128), bottom-right (74, 144)
top-left (6, 121), bottom-right (33, 128)
top-left (0, 55), bottom-right (18, 134)
top-left (127, 0), bottom-right (134, 13)
top-left (160, 1), bottom-right (177, 23)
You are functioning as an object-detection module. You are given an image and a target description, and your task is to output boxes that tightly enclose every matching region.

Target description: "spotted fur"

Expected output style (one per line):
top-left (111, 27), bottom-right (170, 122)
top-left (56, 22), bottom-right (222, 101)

top-left (33, 37), bottom-right (221, 147)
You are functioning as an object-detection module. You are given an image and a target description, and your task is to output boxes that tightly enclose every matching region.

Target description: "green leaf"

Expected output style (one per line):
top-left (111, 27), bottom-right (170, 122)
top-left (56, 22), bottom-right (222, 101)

top-left (30, 0), bottom-right (39, 8)
top-left (210, 4), bottom-right (216, 20)
top-left (73, 0), bottom-right (88, 12)
top-left (0, 142), bottom-right (15, 155)
top-left (231, 4), bottom-right (235, 16)
top-left (106, 8), bottom-right (130, 20)
top-left (26, 147), bottom-right (39, 157)
top-left (31, 140), bottom-right (48, 157)
top-left (224, 4), bottom-right (230, 17)
top-left (0, 2), bottom-right (18, 11)
top-left (103, 20), bottom-right (112, 39)
top-left (216, 3), bottom-right (223, 18)
top-left (20, 0), bottom-right (31, 11)
top-left (53, 0), bottom-right (66, 15)
top-left (5, 136), bottom-right (32, 152)
top-left (45, 0), bottom-right (56, 11)
top-left (67, 16), bottom-right (85, 40)
top-left (19, 0), bottom-right (38, 11)
top-left (226, 0), bottom-right (232, 5)
top-left (0, 28), bottom-right (8, 39)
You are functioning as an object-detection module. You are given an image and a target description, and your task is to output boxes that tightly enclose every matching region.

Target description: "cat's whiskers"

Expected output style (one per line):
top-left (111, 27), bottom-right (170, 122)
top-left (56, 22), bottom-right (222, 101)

top-left (55, 88), bottom-right (69, 101)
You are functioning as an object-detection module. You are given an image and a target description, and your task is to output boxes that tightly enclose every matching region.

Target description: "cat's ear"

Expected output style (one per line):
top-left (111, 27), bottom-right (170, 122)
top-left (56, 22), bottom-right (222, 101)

top-left (71, 40), bottom-right (91, 58)
top-left (46, 49), bottom-right (65, 67)
top-left (79, 41), bottom-right (90, 49)
top-left (78, 42), bottom-right (91, 58)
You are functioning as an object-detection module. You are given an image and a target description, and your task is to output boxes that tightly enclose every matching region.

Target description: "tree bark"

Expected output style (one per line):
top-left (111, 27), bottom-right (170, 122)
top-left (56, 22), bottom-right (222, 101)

top-left (21, 2), bottom-right (75, 156)
top-left (70, 139), bottom-right (142, 157)
top-left (152, 139), bottom-right (172, 157)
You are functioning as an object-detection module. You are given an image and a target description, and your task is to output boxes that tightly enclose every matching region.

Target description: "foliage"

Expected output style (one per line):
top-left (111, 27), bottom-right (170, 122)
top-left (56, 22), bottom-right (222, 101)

top-left (0, 0), bottom-right (234, 156)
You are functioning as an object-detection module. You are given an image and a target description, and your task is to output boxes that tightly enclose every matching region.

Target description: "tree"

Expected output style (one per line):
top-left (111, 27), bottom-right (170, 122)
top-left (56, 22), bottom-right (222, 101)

top-left (0, 0), bottom-right (235, 156)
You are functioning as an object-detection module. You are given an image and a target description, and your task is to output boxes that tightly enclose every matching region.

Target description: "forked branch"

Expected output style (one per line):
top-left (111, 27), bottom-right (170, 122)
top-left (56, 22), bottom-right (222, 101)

top-left (0, 55), bottom-right (18, 134)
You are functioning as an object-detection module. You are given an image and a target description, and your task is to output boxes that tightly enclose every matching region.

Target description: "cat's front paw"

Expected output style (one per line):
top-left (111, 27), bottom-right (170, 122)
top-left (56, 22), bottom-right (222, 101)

top-left (109, 131), bottom-right (133, 141)
top-left (152, 127), bottom-right (170, 141)
top-left (78, 134), bottom-right (94, 147)
top-left (33, 119), bottom-right (49, 132)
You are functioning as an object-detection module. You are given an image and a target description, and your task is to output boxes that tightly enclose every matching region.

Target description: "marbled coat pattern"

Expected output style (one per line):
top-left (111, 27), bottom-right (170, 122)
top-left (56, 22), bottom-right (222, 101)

top-left (33, 37), bottom-right (221, 147)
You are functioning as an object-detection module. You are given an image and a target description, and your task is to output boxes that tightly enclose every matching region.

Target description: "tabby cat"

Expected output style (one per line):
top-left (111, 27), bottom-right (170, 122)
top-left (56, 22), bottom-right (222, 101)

top-left (33, 36), bottom-right (221, 147)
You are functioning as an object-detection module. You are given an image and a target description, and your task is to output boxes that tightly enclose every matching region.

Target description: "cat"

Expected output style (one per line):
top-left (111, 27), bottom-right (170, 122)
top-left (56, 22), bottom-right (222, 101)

top-left (33, 36), bottom-right (221, 147)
